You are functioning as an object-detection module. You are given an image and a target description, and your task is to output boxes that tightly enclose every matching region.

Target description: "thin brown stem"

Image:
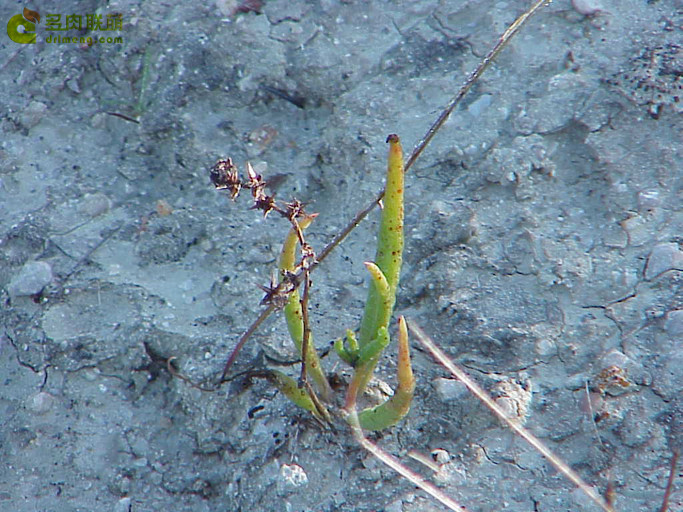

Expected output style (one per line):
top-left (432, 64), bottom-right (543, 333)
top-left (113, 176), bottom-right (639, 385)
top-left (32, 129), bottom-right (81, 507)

top-left (659, 449), bottom-right (679, 512)
top-left (304, 378), bottom-right (331, 424)
top-left (315, 0), bottom-right (551, 267)
top-left (345, 408), bottom-right (468, 512)
top-left (166, 357), bottom-right (221, 392)
top-left (221, 304), bottom-right (276, 381)
top-left (404, 0), bottom-right (552, 173)
top-left (299, 269), bottom-right (312, 388)
top-left (409, 321), bottom-right (614, 512)
top-left (315, 191), bottom-right (383, 265)
top-left (290, 215), bottom-right (306, 247)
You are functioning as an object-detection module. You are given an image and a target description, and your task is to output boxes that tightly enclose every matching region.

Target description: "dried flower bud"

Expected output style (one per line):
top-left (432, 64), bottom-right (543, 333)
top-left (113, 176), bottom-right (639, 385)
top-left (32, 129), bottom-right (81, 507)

top-left (245, 161), bottom-right (267, 197)
top-left (210, 158), bottom-right (241, 199)
top-left (280, 269), bottom-right (299, 287)
top-left (258, 275), bottom-right (291, 309)
top-left (252, 194), bottom-right (277, 218)
top-left (301, 243), bottom-right (315, 262)
top-left (285, 199), bottom-right (306, 220)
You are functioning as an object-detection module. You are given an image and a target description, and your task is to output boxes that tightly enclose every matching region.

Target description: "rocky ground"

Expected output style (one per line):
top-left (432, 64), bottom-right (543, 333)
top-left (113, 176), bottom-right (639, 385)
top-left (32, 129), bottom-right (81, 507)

top-left (1, 0), bottom-right (681, 511)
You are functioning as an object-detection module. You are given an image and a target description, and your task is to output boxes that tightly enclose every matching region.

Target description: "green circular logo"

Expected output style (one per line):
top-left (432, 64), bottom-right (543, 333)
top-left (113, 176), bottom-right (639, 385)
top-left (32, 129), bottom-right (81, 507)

top-left (7, 8), bottom-right (40, 44)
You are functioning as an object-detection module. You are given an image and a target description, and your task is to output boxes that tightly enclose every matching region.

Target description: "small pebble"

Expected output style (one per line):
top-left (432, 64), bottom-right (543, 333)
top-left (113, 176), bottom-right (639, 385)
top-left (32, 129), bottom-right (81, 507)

top-left (637, 189), bottom-right (661, 210)
top-left (433, 378), bottom-right (468, 402)
top-left (593, 363), bottom-right (633, 397)
top-left (431, 448), bottom-right (451, 465)
top-left (644, 242), bottom-right (683, 280)
top-left (27, 392), bottom-right (55, 415)
top-left (492, 378), bottom-right (532, 422)
top-left (20, 100), bottom-right (48, 129)
top-left (279, 463), bottom-right (308, 487)
top-left (467, 93), bottom-right (492, 117)
top-left (113, 497), bottom-right (131, 512)
top-left (571, 0), bottom-right (602, 15)
top-left (598, 349), bottom-right (632, 369)
top-left (8, 260), bottom-right (53, 297)
top-left (596, 350), bottom-right (651, 388)
top-left (66, 77), bottom-right (81, 94)
top-left (79, 193), bottom-right (111, 217)
top-left (155, 199), bottom-right (173, 216)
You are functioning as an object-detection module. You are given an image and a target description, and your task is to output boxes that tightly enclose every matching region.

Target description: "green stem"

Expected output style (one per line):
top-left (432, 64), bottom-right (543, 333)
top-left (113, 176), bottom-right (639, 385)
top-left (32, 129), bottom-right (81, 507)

top-left (280, 215), bottom-right (332, 400)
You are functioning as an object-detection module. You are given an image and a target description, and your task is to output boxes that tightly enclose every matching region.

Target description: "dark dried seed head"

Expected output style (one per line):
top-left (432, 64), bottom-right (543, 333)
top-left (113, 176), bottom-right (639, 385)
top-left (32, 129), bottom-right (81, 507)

top-left (252, 194), bottom-right (277, 217)
top-left (285, 199), bottom-right (306, 219)
top-left (210, 158), bottom-right (241, 199)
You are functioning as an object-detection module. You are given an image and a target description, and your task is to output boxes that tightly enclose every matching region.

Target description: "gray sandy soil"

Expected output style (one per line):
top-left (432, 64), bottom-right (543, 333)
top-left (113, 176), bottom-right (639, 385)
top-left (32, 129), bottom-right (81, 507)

top-left (1, 1), bottom-right (681, 511)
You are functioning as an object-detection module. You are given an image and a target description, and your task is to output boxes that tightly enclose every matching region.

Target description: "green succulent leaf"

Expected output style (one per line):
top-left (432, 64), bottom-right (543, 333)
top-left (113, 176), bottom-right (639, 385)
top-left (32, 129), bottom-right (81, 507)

top-left (358, 316), bottom-right (415, 431)
top-left (267, 370), bottom-right (326, 421)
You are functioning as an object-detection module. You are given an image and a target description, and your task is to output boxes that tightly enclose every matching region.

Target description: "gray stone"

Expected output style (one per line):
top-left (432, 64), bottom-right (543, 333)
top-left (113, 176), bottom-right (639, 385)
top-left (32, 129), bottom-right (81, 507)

top-left (433, 378), bottom-right (469, 402)
top-left (8, 260), bottom-right (52, 297)
top-left (113, 497), bottom-right (131, 512)
top-left (20, 101), bottom-right (48, 129)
